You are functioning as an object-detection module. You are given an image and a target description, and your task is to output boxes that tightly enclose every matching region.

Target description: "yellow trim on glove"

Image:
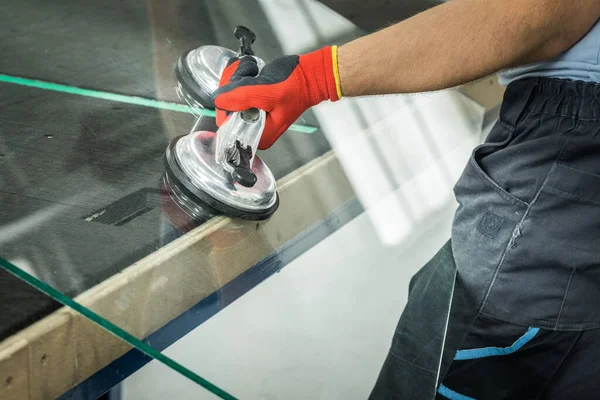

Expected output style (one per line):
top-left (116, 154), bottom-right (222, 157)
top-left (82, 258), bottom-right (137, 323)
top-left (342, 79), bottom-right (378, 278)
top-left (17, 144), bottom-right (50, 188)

top-left (331, 45), bottom-right (343, 100)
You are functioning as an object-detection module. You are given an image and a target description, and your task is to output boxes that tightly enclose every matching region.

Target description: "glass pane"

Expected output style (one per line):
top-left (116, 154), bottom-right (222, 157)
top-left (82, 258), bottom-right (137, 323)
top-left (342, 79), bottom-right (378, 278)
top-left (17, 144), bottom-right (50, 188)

top-left (0, 266), bottom-right (61, 342)
top-left (0, 257), bottom-right (237, 399)
top-left (0, 0), bottom-right (488, 398)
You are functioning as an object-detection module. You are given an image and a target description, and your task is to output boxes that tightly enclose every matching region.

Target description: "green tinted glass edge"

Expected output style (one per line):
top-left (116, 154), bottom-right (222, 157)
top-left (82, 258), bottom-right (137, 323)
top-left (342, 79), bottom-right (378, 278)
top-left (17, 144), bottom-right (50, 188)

top-left (0, 73), bottom-right (317, 134)
top-left (0, 257), bottom-right (237, 400)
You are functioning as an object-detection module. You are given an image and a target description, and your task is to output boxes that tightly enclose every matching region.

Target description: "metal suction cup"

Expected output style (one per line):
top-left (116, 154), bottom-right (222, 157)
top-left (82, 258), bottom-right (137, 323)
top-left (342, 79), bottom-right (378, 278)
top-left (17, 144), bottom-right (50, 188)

top-left (175, 26), bottom-right (264, 110)
top-left (175, 46), bottom-right (237, 110)
top-left (165, 131), bottom-right (279, 221)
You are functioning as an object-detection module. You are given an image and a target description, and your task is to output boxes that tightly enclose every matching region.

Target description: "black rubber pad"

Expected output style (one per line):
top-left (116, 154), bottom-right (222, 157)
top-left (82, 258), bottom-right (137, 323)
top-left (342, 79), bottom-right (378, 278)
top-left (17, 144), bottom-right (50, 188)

top-left (164, 136), bottom-right (279, 221)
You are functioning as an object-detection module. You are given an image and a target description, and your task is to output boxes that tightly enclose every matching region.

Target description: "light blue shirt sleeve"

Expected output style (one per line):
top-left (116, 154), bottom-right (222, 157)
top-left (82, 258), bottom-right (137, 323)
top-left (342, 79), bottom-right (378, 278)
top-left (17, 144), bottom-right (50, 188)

top-left (498, 20), bottom-right (600, 85)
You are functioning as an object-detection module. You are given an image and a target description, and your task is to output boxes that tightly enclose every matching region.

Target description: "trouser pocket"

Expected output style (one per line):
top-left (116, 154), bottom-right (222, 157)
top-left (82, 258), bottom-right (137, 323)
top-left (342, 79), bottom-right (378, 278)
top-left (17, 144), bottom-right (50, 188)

top-left (451, 121), bottom-right (529, 313)
top-left (437, 314), bottom-right (580, 400)
top-left (483, 161), bottom-right (600, 329)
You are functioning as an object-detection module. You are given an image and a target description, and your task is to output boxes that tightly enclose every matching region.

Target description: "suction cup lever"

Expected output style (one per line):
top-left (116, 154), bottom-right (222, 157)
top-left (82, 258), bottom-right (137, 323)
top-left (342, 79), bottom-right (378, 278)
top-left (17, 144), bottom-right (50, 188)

top-left (226, 140), bottom-right (257, 187)
top-left (234, 26), bottom-right (256, 56)
top-left (215, 108), bottom-right (266, 188)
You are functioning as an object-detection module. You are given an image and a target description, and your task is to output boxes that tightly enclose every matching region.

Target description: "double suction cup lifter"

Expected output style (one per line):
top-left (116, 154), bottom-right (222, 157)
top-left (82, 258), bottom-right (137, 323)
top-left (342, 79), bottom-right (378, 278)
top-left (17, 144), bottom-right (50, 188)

top-left (165, 26), bottom-right (279, 221)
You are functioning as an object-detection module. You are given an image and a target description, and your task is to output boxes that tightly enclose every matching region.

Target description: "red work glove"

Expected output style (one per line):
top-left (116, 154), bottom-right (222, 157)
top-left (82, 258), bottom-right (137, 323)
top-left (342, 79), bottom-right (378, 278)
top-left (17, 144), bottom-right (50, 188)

top-left (213, 46), bottom-right (342, 150)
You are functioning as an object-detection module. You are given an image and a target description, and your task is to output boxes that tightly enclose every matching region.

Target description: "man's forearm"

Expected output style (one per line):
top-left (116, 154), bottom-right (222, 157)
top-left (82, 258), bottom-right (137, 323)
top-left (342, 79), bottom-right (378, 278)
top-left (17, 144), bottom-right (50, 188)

top-left (338, 0), bottom-right (600, 96)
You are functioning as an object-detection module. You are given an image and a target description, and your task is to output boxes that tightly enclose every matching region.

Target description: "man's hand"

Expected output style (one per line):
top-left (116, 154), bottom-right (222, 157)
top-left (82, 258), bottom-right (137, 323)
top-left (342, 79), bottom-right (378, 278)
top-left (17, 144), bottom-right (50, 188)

top-left (213, 47), bottom-right (341, 150)
top-left (214, 56), bottom-right (260, 128)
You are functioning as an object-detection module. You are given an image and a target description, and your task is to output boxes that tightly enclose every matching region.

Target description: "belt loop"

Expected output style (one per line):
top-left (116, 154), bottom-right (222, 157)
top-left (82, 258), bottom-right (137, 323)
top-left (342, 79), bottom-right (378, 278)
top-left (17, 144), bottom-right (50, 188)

top-left (500, 78), bottom-right (540, 128)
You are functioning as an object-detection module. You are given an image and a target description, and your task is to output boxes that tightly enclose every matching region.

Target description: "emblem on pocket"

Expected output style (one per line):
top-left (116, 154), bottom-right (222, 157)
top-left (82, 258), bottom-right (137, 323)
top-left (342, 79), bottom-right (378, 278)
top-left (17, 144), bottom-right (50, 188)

top-left (477, 211), bottom-right (504, 238)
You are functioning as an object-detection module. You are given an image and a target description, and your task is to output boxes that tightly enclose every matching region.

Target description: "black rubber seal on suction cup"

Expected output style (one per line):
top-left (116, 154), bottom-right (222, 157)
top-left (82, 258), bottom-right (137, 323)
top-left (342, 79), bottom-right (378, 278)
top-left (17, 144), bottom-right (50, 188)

top-left (165, 136), bottom-right (279, 221)
top-left (175, 50), bottom-right (217, 110)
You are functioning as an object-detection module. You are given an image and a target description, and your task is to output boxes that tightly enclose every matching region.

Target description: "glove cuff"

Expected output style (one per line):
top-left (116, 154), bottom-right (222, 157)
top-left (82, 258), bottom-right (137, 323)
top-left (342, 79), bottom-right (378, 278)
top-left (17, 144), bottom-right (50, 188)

top-left (331, 45), bottom-right (343, 100)
top-left (322, 45), bottom-right (342, 102)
